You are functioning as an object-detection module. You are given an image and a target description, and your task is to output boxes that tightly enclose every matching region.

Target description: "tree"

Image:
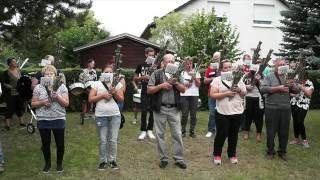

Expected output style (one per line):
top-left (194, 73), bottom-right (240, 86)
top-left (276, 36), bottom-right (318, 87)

top-left (278, 0), bottom-right (320, 68)
top-left (55, 11), bottom-right (110, 67)
top-left (0, 0), bottom-right (92, 62)
top-left (150, 9), bottom-right (241, 64)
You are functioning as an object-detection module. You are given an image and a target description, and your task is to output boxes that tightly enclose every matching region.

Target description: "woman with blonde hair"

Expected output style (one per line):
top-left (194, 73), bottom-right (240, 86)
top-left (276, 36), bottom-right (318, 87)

top-left (31, 65), bottom-right (69, 173)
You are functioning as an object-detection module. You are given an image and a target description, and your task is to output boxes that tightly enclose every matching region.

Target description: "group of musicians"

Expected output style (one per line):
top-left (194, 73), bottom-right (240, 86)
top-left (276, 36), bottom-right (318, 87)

top-left (0, 46), bottom-right (315, 172)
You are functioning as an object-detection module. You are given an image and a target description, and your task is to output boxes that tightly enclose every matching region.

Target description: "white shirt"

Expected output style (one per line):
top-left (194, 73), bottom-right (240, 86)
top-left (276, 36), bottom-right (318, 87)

top-left (180, 71), bottom-right (201, 96)
top-left (92, 81), bottom-right (121, 117)
top-left (211, 76), bottom-right (246, 115)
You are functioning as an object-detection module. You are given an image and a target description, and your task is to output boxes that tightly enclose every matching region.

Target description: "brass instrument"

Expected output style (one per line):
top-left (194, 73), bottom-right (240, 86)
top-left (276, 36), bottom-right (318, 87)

top-left (252, 41), bottom-right (262, 64)
top-left (112, 44), bottom-right (123, 87)
top-left (250, 49), bottom-right (273, 86)
top-left (150, 40), bottom-right (170, 74)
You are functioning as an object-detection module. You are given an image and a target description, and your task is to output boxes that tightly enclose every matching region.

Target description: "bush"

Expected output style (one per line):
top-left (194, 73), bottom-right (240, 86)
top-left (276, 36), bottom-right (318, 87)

top-left (1, 68), bottom-right (320, 111)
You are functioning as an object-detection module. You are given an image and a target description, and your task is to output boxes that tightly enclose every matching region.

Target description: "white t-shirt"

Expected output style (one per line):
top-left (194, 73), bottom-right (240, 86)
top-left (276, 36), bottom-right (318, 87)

top-left (210, 76), bottom-right (246, 115)
top-left (180, 71), bottom-right (201, 96)
top-left (92, 81), bottom-right (121, 117)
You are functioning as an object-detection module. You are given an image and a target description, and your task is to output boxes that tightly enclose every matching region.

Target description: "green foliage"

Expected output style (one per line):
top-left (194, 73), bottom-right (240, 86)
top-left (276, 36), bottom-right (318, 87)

top-left (0, 0), bottom-right (92, 61)
top-left (0, 2), bottom-right (110, 68)
top-left (0, 41), bottom-right (22, 68)
top-left (278, 0), bottom-right (320, 67)
top-left (151, 9), bottom-right (241, 64)
top-left (55, 11), bottom-right (110, 67)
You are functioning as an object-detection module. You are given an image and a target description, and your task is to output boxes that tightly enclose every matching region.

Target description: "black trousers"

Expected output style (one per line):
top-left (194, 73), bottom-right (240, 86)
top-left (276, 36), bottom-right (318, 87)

top-left (291, 105), bottom-right (308, 140)
top-left (5, 95), bottom-right (25, 119)
top-left (39, 128), bottom-right (65, 165)
top-left (265, 108), bottom-right (290, 155)
top-left (180, 96), bottom-right (198, 133)
top-left (213, 112), bottom-right (243, 157)
top-left (244, 97), bottom-right (264, 133)
top-left (140, 93), bottom-right (153, 131)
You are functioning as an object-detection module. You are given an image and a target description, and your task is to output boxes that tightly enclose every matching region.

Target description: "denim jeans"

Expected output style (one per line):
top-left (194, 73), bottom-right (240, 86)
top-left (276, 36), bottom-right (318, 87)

top-left (95, 115), bottom-right (121, 163)
top-left (0, 143), bottom-right (4, 163)
top-left (208, 98), bottom-right (216, 133)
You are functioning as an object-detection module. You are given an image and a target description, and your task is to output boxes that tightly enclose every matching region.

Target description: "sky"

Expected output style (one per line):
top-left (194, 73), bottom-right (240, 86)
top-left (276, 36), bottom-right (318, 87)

top-left (91, 0), bottom-right (189, 36)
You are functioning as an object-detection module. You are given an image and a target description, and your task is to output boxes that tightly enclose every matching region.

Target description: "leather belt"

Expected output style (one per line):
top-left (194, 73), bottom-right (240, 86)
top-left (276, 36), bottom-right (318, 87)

top-left (161, 103), bottom-right (177, 108)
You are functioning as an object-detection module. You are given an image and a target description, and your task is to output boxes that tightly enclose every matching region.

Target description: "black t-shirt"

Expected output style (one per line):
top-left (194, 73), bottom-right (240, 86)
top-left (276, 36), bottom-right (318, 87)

top-left (135, 62), bottom-right (151, 94)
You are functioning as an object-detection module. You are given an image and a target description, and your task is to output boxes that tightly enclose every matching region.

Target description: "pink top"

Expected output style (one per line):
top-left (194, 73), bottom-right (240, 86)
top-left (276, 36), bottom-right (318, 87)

top-left (210, 76), bottom-right (246, 115)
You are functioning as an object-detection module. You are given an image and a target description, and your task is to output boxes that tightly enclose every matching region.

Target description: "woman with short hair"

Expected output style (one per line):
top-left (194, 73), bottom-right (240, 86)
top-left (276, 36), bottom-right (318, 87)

top-left (31, 65), bottom-right (69, 173)
top-left (210, 60), bottom-right (247, 165)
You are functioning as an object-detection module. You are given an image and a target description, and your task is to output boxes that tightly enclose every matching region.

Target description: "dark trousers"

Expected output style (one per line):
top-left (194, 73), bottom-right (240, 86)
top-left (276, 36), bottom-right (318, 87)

top-left (291, 105), bottom-right (308, 140)
top-left (180, 96), bottom-right (198, 133)
top-left (213, 112), bottom-right (243, 157)
top-left (244, 97), bottom-right (264, 133)
top-left (5, 95), bottom-right (25, 119)
top-left (39, 128), bottom-right (65, 165)
top-left (265, 108), bottom-right (290, 155)
top-left (140, 93), bottom-right (153, 131)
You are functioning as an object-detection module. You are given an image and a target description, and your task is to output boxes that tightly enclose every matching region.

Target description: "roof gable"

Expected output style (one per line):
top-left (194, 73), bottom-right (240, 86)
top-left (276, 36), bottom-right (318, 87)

top-left (74, 33), bottom-right (174, 53)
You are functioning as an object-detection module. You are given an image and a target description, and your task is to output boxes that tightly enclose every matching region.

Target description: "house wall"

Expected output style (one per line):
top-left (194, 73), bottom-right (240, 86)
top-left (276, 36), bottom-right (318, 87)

top-left (78, 38), bottom-right (160, 69)
top-left (166, 0), bottom-right (288, 58)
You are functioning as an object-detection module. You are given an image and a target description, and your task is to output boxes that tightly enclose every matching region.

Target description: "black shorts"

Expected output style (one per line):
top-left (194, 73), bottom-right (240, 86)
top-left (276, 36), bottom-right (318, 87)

top-left (5, 95), bottom-right (25, 118)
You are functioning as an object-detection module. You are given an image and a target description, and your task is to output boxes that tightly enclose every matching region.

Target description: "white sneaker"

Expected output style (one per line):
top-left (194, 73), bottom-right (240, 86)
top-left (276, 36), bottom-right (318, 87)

top-left (132, 118), bottom-right (137, 124)
top-left (205, 132), bottom-right (213, 138)
top-left (138, 131), bottom-right (147, 140)
top-left (230, 157), bottom-right (238, 164)
top-left (147, 130), bottom-right (155, 139)
top-left (302, 140), bottom-right (310, 148)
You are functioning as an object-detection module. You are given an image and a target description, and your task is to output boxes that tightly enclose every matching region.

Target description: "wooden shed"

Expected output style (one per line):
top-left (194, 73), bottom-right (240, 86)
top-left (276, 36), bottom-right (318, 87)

top-left (74, 33), bottom-right (174, 69)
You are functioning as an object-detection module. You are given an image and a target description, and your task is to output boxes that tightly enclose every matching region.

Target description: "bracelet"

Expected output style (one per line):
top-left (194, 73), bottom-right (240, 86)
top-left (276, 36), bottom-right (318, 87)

top-left (157, 84), bottom-right (161, 89)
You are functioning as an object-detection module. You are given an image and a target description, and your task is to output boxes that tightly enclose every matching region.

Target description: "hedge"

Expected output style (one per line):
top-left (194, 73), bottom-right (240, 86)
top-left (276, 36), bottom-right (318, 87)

top-left (1, 68), bottom-right (320, 111)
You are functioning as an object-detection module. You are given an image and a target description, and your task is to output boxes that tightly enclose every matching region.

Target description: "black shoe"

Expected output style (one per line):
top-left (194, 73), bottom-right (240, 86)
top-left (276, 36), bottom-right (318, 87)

top-left (110, 161), bottom-right (119, 170)
top-left (97, 162), bottom-right (107, 171)
top-left (4, 126), bottom-right (10, 131)
top-left (182, 132), bottom-right (186, 138)
top-left (175, 161), bottom-right (187, 169)
top-left (265, 153), bottom-right (274, 160)
top-left (189, 132), bottom-right (196, 138)
top-left (20, 123), bottom-right (26, 127)
top-left (278, 154), bottom-right (288, 161)
top-left (57, 164), bottom-right (64, 173)
top-left (159, 161), bottom-right (168, 169)
top-left (43, 163), bottom-right (51, 173)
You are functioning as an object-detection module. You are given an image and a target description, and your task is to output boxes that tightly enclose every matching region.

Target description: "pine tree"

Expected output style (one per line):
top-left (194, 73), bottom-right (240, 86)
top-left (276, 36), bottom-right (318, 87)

top-left (278, 0), bottom-right (320, 68)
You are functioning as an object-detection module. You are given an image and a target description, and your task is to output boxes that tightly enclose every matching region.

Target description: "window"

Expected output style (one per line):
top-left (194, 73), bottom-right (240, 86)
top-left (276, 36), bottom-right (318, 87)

top-left (208, 1), bottom-right (230, 18)
top-left (253, 4), bottom-right (275, 25)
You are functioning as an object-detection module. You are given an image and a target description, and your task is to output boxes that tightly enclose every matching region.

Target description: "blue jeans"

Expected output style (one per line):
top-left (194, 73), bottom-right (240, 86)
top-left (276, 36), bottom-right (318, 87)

top-left (208, 98), bottom-right (216, 133)
top-left (0, 143), bottom-right (4, 163)
top-left (95, 115), bottom-right (121, 163)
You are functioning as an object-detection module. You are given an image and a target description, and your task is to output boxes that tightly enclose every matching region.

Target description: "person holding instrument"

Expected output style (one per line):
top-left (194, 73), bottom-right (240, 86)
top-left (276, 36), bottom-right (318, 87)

top-left (147, 54), bottom-right (187, 169)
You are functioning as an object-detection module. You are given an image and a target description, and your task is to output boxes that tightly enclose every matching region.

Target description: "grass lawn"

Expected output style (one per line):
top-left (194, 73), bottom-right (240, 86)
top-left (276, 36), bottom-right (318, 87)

top-left (0, 110), bottom-right (319, 180)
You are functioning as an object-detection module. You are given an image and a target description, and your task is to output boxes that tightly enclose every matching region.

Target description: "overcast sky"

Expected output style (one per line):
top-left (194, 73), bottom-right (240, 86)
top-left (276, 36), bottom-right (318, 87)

top-left (91, 0), bottom-right (189, 36)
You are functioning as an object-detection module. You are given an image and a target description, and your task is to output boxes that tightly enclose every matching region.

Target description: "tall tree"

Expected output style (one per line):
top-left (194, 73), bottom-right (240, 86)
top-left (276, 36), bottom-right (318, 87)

top-left (0, 0), bottom-right (92, 62)
top-left (151, 9), bottom-right (241, 63)
top-left (278, 0), bottom-right (320, 68)
top-left (55, 11), bottom-right (109, 67)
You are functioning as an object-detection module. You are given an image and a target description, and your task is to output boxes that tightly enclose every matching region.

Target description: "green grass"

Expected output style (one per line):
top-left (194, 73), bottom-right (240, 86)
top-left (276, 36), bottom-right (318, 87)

top-left (0, 110), bottom-right (320, 180)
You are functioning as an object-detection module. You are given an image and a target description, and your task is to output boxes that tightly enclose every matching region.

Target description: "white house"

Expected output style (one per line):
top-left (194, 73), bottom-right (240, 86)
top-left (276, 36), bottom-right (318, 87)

top-left (141, 0), bottom-right (288, 58)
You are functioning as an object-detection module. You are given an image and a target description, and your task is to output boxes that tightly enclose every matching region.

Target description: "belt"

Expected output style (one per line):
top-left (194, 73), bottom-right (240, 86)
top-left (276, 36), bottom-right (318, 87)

top-left (161, 103), bottom-right (177, 108)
